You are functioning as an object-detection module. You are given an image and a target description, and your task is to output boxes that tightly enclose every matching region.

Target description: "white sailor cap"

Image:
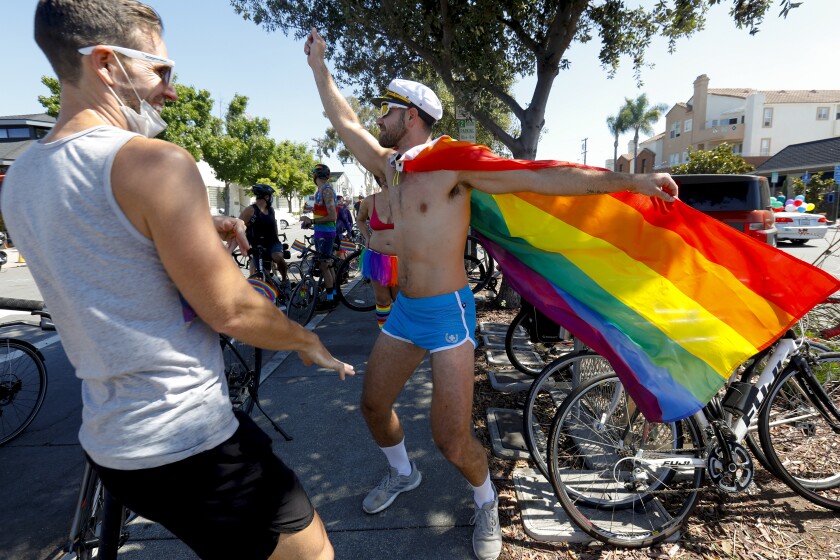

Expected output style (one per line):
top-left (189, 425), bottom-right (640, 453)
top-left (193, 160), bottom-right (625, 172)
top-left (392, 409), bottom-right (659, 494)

top-left (372, 79), bottom-right (443, 125)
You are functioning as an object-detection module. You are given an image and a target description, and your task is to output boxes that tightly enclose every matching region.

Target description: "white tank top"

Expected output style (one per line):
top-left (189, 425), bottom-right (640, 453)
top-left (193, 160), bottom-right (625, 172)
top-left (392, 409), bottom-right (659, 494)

top-left (2, 126), bottom-right (237, 469)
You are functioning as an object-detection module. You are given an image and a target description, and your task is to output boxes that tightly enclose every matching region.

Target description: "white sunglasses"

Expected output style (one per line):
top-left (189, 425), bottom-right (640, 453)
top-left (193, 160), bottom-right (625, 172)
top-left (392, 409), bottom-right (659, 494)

top-left (78, 45), bottom-right (175, 85)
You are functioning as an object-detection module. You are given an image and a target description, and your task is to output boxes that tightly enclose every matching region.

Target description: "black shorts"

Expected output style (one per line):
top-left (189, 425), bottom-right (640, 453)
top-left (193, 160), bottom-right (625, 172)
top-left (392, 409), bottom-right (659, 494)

top-left (91, 410), bottom-right (315, 560)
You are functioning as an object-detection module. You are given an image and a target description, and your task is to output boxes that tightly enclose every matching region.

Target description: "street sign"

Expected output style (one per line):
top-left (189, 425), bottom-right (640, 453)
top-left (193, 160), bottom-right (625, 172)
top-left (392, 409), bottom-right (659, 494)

top-left (834, 165), bottom-right (840, 183)
top-left (455, 106), bottom-right (472, 120)
top-left (458, 119), bottom-right (476, 143)
top-left (771, 172), bottom-right (779, 184)
top-left (802, 171), bottom-right (811, 183)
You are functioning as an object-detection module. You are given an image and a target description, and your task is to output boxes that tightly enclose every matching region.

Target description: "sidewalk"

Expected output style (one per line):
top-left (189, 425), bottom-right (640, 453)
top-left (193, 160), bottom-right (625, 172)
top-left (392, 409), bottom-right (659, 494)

top-left (117, 294), bottom-right (479, 559)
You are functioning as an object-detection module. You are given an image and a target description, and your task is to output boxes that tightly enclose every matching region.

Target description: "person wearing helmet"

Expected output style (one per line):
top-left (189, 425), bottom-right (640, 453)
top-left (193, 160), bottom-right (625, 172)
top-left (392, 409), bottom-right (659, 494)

top-left (238, 184), bottom-right (289, 285)
top-left (306, 28), bottom-right (678, 560)
top-left (301, 164), bottom-right (338, 308)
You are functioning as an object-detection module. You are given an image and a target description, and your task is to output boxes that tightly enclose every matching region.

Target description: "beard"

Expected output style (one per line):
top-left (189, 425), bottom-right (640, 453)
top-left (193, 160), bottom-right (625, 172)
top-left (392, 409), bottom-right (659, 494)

top-left (377, 117), bottom-right (407, 149)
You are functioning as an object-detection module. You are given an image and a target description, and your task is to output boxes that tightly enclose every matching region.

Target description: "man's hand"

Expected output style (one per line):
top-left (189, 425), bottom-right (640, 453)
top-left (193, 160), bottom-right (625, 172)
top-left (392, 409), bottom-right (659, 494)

top-left (213, 216), bottom-right (249, 254)
top-left (297, 337), bottom-right (355, 381)
top-left (627, 173), bottom-right (679, 202)
top-left (304, 28), bottom-right (327, 68)
top-left (300, 216), bottom-right (313, 228)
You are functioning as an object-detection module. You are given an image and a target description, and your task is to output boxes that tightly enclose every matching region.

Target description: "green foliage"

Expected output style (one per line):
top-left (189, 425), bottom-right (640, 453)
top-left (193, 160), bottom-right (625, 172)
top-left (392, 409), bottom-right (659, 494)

top-left (229, 0), bottom-right (801, 160)
top-left (790, 172), bottom-right (836, 210)
top-left (272, 141), bottom-right (318, 206)
top-left (606, 107), bottom-right (631, 168)
top-left (160, 83), bottom-right (219, 160)
top-left (622, 93), bottom-right (668, 168)
top-left (37, 76), bottom-right (61, 118)
top-left (670, 143), bottom-right (755, 175)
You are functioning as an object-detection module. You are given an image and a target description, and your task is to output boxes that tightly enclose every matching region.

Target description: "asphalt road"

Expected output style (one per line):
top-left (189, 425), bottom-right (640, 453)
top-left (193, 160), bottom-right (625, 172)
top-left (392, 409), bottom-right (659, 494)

top-left (0, 229), bottom-right (837, 560)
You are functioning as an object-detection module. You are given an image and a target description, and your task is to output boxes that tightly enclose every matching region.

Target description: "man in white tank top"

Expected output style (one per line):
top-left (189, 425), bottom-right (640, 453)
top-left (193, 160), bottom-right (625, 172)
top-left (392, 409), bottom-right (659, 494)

top-left (2, 2), bottom-right (352, 559)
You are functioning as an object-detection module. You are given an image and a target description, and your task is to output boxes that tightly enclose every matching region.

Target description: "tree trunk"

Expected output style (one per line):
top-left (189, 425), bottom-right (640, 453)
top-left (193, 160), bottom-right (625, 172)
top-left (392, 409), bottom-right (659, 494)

top-left (223, 183), bottom-right (231, 216)
top-left (632, 130), bottom-right (640, 173)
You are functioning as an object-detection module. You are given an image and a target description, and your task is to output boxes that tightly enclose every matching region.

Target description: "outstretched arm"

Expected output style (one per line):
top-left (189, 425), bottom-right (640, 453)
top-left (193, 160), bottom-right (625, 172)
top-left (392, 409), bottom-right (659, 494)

top-left (461, 167), bottom-right (678, 202)
top-left (304, 28), bottom-right (390, 177)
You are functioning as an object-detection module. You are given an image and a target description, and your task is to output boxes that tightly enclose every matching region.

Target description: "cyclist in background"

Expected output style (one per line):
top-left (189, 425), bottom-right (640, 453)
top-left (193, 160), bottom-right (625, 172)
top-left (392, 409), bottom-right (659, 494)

top-left (239, 183), bottom-right (289, 285)
top-left (301, 164), bottom-right (338, 309)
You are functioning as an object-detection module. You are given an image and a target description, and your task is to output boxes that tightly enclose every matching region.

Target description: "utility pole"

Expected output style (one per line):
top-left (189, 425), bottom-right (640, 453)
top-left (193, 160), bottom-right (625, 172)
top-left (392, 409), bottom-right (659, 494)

top-left (581, 138), bottom-right (588, 165)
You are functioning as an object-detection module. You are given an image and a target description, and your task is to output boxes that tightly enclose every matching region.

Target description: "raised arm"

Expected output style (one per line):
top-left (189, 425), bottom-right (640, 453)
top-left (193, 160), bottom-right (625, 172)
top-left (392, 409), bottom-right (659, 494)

top-left (304, 28), bottom-right (390, 177)
top-left (461, 167), bottom-right (678, 202)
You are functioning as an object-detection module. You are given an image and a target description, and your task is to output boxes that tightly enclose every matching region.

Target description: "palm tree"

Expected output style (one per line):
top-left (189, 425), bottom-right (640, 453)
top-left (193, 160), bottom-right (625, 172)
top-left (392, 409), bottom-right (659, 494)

top-left (622, 94), bottom-right (669, 173)
top-left (606, 109), bottom-right (631, 171)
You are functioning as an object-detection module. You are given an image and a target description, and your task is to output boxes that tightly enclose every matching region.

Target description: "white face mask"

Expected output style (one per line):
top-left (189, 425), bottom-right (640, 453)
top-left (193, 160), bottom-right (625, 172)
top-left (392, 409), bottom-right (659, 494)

top-left (109, 57), bottom-right (168, 138)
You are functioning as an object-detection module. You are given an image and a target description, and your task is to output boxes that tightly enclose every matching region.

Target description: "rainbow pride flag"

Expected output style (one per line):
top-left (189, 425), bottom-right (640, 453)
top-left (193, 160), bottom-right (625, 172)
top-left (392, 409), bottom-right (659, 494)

top-left (400, 137), bottom-right (840, 422)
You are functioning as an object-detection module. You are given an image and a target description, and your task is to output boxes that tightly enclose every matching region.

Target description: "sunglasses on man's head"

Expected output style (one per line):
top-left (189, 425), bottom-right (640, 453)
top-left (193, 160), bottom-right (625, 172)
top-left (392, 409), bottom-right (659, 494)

top-left (78, 45), bottom-right (175, 86)
top-left (379, 102), bottom-right (409, 118)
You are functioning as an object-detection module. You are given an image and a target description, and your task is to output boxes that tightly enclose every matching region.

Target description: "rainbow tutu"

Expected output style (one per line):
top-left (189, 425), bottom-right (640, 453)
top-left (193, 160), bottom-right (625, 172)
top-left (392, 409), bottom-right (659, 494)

top-left (360, 248), bottom-right (398, 287)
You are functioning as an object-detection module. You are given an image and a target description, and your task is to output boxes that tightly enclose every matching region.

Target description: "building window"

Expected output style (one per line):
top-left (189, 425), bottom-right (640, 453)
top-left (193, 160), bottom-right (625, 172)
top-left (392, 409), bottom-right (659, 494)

top-left (682, 151), bottom-right (688, 162)
top-left (670, 121), bottom-right (681, 139)
top-left (641, 159), bottom-right (647, 173)
top-left (760, 138), bottom-right (771, 156)
top-left (732, 143), bottom-right (743, 154)
top-left (669, 153), bottom-right (680, 167)
top-left (817, 107), bottom-right (830, 120)
top-left (2, 127), bottom-right (31, 139)
top-left (684, 119), bottom-right (692, 133)
top-left (763, 108), bottom-right (773, 128)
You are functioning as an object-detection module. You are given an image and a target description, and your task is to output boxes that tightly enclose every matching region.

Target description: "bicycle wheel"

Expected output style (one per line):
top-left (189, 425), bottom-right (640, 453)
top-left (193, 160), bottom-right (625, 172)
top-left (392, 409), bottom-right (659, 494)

top-left (231, 247), bottom-right (249, 268)
top-left (337, 250), bottom-right (376, 312)
top-left (288, 276), bottom-right (318, 326)
top-left (466, 234), bottom-right (494, 281)
top-left (504, 307), bottom-right (576, 376)
top-left (220, 336), bottom-right (255, 415)
top-left (0, 339), bottom-right (47, 445)
top-left (759, 353), bottom-right (840, 511)
top-left (523, 351), bottom-right (616, 480)
top-left (463, 255), bottom-right (488, 294)
top-left (549, 374), bottom-right (704, 547)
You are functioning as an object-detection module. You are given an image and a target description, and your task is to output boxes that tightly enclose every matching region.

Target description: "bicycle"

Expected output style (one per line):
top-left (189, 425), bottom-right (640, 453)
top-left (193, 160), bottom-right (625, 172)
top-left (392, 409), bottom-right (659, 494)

top-left (0, 297), bottom-right (51, 446)
top-left (465, 233), bottom-right (495, 294)
top-left (292, 238), bottom-right (377, 315)
top-left (545, 329), bottom-right (839, 548)
top-left (505, 300), bottom-right (578, 376)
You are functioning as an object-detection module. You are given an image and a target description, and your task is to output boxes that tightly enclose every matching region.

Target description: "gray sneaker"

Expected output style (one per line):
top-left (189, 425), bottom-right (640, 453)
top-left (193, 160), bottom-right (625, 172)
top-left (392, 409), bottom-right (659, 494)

top-left (362, 461), bottom-right (422, 514)
top-left (471, 489), bottom-right (502, 560)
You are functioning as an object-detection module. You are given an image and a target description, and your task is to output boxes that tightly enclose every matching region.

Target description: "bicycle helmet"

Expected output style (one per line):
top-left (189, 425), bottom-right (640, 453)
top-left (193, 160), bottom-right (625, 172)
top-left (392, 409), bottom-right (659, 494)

top-left (312, 163), bottom-right (331, 184)
top-left (252, 183), bottom-right (274, 197)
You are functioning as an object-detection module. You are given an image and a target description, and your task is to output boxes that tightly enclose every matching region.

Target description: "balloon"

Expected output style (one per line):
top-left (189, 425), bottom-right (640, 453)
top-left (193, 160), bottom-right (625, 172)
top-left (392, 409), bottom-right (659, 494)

top-left (806, 203), bottom-right (816, 212)
top-left (794, 199), bottom-right (803, 206)
top-left (795, 195), bottom-right (806, 201)
top-left (785, 204), bottom-right (796, 212)
top-left (773, 206), bottom-right (783, 212)
top-left (786, 199), bottom-right (794, 206)
top-left (777, 195), bottom-right (786, 203)
top-left (798, 206), bottom-right (806, 213)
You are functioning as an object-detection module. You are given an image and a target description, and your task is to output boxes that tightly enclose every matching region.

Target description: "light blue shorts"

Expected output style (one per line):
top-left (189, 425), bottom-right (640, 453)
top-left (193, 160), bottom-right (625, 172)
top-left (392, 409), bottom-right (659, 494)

top-left (382, 285), bottom-right (477, 353)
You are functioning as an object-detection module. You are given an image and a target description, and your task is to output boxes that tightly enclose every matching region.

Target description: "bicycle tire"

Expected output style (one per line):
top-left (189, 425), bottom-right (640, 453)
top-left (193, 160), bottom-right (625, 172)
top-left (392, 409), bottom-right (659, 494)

top-left (220, 336), bottom-right (255, 415)
top-left (463, 255), bottom-right (488, 294)
top-left (504, 307), bottom-right (576, 376)
top-left (232, 247), bottom-right (249, 268)
top-left (67, 465), bottom-right (133, 559)
top-left (759, 353), bottom-right (840, 511)
top-left (288, 276), bottom-right (318, 326)
top-left (0, 339), bottom-right (47, 445)
top-left (548, 373), bottom-right (704, 547)
top-left (523, 351), bottom-right (616, 480)
top-left (336, 250), bottom-right (376, 312)
top-left (466, 234), bottom-right (494, 281)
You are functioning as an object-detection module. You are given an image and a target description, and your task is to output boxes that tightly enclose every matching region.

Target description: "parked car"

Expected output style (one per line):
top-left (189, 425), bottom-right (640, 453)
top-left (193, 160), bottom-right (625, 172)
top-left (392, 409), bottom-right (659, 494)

top-left (674, 174), bottom-right (777, 247)
top-left (274, 209), bottom-right (296, 230)
top-left (773, 211), bottom-right (829, 245)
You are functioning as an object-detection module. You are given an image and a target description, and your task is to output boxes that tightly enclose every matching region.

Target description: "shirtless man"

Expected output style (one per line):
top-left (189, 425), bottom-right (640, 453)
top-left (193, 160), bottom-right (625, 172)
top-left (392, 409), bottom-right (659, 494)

top-left (305, 28), bottom-right (677, 560)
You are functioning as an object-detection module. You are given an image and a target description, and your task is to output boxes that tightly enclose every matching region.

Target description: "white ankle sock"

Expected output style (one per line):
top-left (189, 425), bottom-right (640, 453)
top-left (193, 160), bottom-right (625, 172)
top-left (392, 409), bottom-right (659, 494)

top-left (380, 438), bottom-right (412, 476)
top-left (472, 471), bottom-right (495, 507)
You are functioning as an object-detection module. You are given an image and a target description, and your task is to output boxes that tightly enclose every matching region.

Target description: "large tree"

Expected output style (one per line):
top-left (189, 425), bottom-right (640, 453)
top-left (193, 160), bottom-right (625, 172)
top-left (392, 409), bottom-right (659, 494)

top-left (273, 140), bottom-right (318, 209)
top-left (230, 0), bottom-right (802, 160)
top-left (621, 93), bottom-right (668, 173)
top-left (160, 83), bottom-right (218, 161)
top-left (203, 94), bottom-right (278, 215)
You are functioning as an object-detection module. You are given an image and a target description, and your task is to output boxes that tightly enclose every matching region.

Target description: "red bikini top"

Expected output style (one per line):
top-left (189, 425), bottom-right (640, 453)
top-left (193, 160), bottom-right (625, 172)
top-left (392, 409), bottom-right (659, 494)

top-left (369, 194), bottom-right (394, 231)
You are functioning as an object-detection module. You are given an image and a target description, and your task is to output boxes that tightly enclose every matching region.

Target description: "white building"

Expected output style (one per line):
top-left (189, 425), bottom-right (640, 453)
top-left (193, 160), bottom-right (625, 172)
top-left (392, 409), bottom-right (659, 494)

top-left (648, 75), bottom-right (840, 170)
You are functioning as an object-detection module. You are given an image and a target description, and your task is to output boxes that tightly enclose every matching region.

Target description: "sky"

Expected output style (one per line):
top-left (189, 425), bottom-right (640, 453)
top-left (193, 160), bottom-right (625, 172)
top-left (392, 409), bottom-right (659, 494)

top-left (4, 0), bottom-right (838, 189)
